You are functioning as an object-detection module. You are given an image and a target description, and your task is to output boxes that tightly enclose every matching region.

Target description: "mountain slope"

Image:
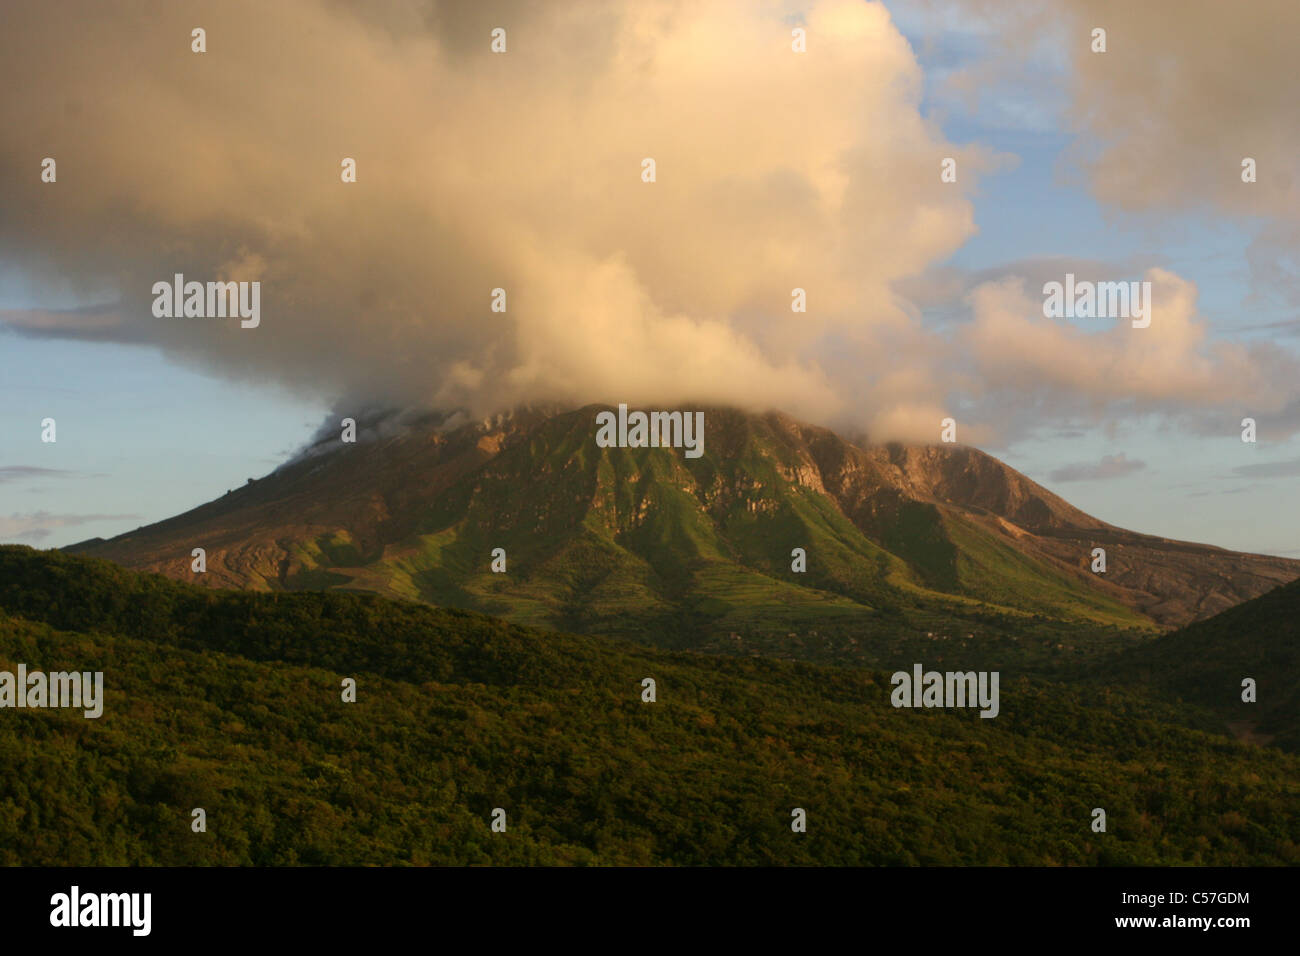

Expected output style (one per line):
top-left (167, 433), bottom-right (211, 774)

top-left (1, 546), bottom-right (1296, 866)
top-left (66, 406), bottom-right (1300, 645)
top-left (1095, 575), bottom-right (1300, 751)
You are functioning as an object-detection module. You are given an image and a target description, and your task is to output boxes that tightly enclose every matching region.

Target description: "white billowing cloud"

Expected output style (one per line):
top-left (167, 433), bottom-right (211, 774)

top-left (2, 0), bottom-right (1297, 447)
top-left (1051, 0), bottom-right (1300, 227)
top-left (939, 0), bottom-right (1300, 302)
top-left (960, 268), bottom-right (1300, 433)
top-left (0, 0), bottom-right (999, 437)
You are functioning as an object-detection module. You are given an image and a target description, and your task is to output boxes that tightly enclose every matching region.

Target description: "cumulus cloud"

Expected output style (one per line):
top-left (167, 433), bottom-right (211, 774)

top-left (0, 0), bottom-right (1005, 439)
top-left (942, 0), bottom-right (1300, 303)
top-left (1049, 453), bottom-right (1145, 483)
top-left (1052, 0), bottom-right (1300, 226)
top-left (957, 267), bottom-right (1300, 439)
top-left (1, 0), bottom-right (1296, 447)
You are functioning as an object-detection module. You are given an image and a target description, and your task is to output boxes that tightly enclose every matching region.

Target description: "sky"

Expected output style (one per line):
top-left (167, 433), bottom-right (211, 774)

top-left (1, 0), bottom-right (1298, 556)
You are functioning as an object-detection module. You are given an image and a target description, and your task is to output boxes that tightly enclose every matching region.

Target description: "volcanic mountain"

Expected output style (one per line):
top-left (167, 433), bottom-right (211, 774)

top-left (66, 405), bottom-right (1300, 645)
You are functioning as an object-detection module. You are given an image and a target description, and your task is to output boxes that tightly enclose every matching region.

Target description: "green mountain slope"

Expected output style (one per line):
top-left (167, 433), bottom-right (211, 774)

top-left (0, 546), bottom-right (1297, 866)
top-left (65, 406), bottom-right (1299, 650)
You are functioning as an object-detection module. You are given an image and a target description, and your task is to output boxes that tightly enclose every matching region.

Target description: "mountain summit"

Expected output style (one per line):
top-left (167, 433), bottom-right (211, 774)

top-left (67, 405), bottom-right (1299, 641)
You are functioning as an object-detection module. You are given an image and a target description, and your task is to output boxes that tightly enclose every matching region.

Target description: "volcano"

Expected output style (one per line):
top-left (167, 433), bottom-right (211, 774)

top-left (66, 405), bottom-right (1300, 642)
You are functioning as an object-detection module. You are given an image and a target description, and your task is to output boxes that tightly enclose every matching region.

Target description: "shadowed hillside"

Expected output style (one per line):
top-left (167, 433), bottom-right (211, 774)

top-left (1094, 576), bottom-right (1300, 751)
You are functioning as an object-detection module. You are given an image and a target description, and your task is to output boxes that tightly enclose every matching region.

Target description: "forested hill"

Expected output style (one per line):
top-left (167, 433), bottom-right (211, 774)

top-left (1, 546), bottom-right (1296, 865)
top-left (1094, 575), bottom-right (1300, 751)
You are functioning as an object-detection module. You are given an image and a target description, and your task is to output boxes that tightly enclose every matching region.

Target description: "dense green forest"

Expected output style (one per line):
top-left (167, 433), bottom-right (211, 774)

top-left (0, 546), bottom-right (1296, 865)
top-left (1092, 575), bottom-right (1300, 752)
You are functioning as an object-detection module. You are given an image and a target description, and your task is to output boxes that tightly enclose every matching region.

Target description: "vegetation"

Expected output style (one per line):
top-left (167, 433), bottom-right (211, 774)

top-left (0, 546), bottom-right (1295, 866)
top-left (1093, 576), bottom-right (1300, 751)
top-left (76, 407), bottom-right (1183, 652)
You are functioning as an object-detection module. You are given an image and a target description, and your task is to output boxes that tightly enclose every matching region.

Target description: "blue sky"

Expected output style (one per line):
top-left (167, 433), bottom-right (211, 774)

top-left (882, 0), bottom-right (1300, 556)
top-left (2, 0), bottom-right (1297, 557)
top-left (0, 334), bottom-right (325, 546)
